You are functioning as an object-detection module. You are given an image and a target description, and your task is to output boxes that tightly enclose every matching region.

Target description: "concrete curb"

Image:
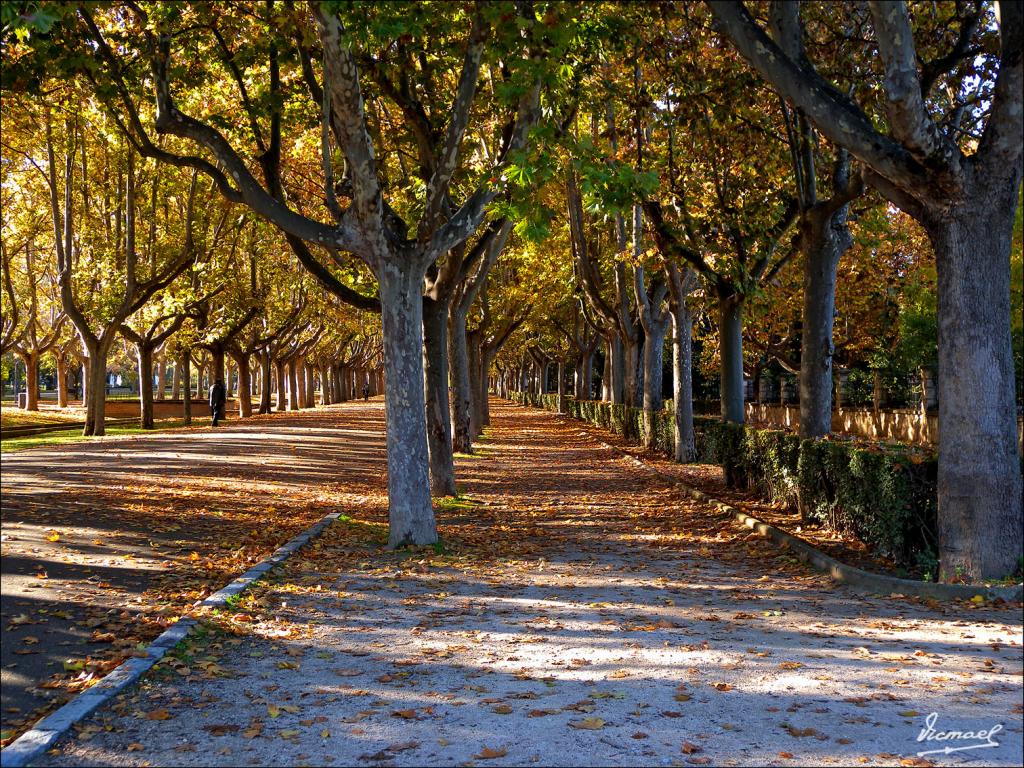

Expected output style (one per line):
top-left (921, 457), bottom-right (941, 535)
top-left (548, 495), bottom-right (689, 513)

top-left (0, 512), bottom-right (341, 768)
top-left (513, 400), bottom-right (1024, 603)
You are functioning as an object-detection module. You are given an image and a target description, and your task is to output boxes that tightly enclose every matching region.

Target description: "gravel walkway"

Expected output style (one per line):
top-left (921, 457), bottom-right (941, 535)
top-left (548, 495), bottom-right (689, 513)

top-left (31, 402), bottom-right (1024, 767)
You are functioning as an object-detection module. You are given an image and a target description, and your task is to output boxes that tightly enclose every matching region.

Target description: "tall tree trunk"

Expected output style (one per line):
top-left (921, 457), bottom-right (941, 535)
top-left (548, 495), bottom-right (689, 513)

top-left (719, 293), bottom-right (745, 424)
top-left (155, 355), bottom-right (166, 400)
top-left (294, 358), bottom-right (306, 409)
top-left (641, 318), bottom-right (669, 450)
top-left (259, 352), bottom-right (273, 414)
top-left (623, 336), bottom-right (639, 407)
top-left (557, 361), bottom-right (567, 414)
top-left (448, 307), bottom-right (473, 454)
top-left (171, 359), bottom-right (180, 400)
top-left (799, 208), bottom-right (853, 438)
top-left (211, 347), bottom-right (226, 385)
top-left (234, 353), bottom-right (253, 418)
top-left (136, 343), bottom-right (155, 429)
top-left (609, 335), bottom-right (625, 404)
top-left (927, 199), bottom-right (1023, 581)
top-left (423, 295), bottom-right (456, 493)
top-left (319, 365), bottom-right (331, 405)
top-left (378, 269), bottom-right (437, 547)
top-left (80, 360), bottom-right (87, 405)
top-left (275, 360), bottom-right (288, 412)
top-left (477, 344), bottom-right (492, 428)
top-left (194, 362), bottom-right (205, 399)
top-left (304, 363), bottom-right (315, 408)
top-left (671, 300), bottom-right (696, 462)
top-left (181, 349), bottom-right (192, 425)
top-left (576, 350), bottom-right (594, 399)
top-left (601, 342), bottom-right (611, 401)
top-left (468, 332), bottom-right (485, 437)
top-left (20, 352), bottom-right (40, 411)
top-left (55, 354), bottom-right (69, 408)
top-left (289, 360), bottom-right (301, 411)
top-left (84, 341), bottom-right (111, 436)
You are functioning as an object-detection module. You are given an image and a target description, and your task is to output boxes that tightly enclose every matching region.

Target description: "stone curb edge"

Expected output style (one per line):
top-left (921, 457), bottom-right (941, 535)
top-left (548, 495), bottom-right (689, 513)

top-left (0, 512), bottom-right (341, 768)
top-left (513, 402), bottom-right (1023, 604)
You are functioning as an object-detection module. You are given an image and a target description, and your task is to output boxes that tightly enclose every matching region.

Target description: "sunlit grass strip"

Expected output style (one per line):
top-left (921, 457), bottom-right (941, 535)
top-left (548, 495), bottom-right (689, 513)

top-left (1, 420), bottom-right (192, 453)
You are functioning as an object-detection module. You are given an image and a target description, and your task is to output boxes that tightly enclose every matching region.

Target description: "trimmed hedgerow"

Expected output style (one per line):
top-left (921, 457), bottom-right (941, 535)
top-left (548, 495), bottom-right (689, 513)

top-left (508, 392), bottom-right (937, 569)
top-left (797, 439), bottom-right (937, 565)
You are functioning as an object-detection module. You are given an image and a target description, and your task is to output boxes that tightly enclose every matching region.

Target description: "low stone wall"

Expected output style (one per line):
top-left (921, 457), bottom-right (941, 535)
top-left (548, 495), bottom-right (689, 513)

top-left (103, 399), bottom-right (238, 420)
top-left (745, 403), bottom-right (1024, 452)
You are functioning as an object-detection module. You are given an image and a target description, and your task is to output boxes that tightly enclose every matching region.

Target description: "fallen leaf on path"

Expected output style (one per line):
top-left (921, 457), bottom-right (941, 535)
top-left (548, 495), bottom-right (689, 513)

top-left (474, 747), bottom-right (508, 759)
top-left (388, 741), bottom-right (419, 753)
top-left (783, 725), bottom-right (820, 738)
top-left (570, 717), bottom-right (605, 730)
top-left (203, 724), bottom-right (240, 736)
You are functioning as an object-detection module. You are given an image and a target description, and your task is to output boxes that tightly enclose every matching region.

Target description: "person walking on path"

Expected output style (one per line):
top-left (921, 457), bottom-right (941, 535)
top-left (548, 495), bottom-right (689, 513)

top-left (209, 378), bottom-right (226, 427)
top-left (362, 380), bottom-right (370, 401)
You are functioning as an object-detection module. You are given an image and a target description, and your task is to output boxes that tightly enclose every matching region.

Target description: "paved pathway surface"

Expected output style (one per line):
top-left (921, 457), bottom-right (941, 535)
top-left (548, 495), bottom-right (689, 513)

top-left (15, 401), bottom-right (1024, 766)
top-left (1, 405), bottom-right (385, 740)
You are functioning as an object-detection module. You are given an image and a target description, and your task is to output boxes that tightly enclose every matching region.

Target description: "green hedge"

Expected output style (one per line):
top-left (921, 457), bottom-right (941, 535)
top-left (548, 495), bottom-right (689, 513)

top-left (508, 391), bottom-right (937, 569)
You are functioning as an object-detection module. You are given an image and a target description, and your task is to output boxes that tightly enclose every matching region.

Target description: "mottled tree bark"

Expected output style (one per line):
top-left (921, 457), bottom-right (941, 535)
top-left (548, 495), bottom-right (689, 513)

top-left (258, 352), bottom-right (273, 414)
top-left (170, 359), bottom-right (180, 400)
top-left (136, 344), bottom-right (155, 429)
top-left (275, 360), bottom-right (288, 412)
top-left (928, 197), bottom-right (1022, 580)
top-left (288, 360), bottom-right (301, 411)
top-left (304, 363), bottom-right (315, 408)
top-left (670, 297), bottom-right (696, 462)
top-left (319, 364), bottom-right (331, 405)
top-left (718, 294), bottom-right (745, 424)
top-left (83, 339), bottom-right (113, 436)
top-left (18, 351), bottom-right (40, 411)
top-left (423, 295), bottom-right (456, 494)
top-left (449, 309), bottom-right (473, 454)
top-left (180, 349), bottom-right (192, 425)
top-left (798, 204), bottom-right (853, 438)
top-left (55, 353), bottom-right (69, 408)
top-left (378, 269), bottom-right (437, 547)
top-left (155, 355), bottom-right (166, 400)
top-left (233, 352), bottom-right (253, 418)
top-left (557, 361), bottom-right (567, 413)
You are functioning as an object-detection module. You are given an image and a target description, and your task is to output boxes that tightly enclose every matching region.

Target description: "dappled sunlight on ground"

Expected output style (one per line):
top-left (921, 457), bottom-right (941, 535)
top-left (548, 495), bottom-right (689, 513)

top-left (30, 400), bottom-right (1024, 767)
top-left (0, 403), bottom-right (387, 741)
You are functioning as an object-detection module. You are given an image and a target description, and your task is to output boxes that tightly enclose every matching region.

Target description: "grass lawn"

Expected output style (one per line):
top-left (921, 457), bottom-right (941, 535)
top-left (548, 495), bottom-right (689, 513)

top-left (0, 406), bottom-right (87, 430)
top-left (1, 419), bottom-right (193, 453)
